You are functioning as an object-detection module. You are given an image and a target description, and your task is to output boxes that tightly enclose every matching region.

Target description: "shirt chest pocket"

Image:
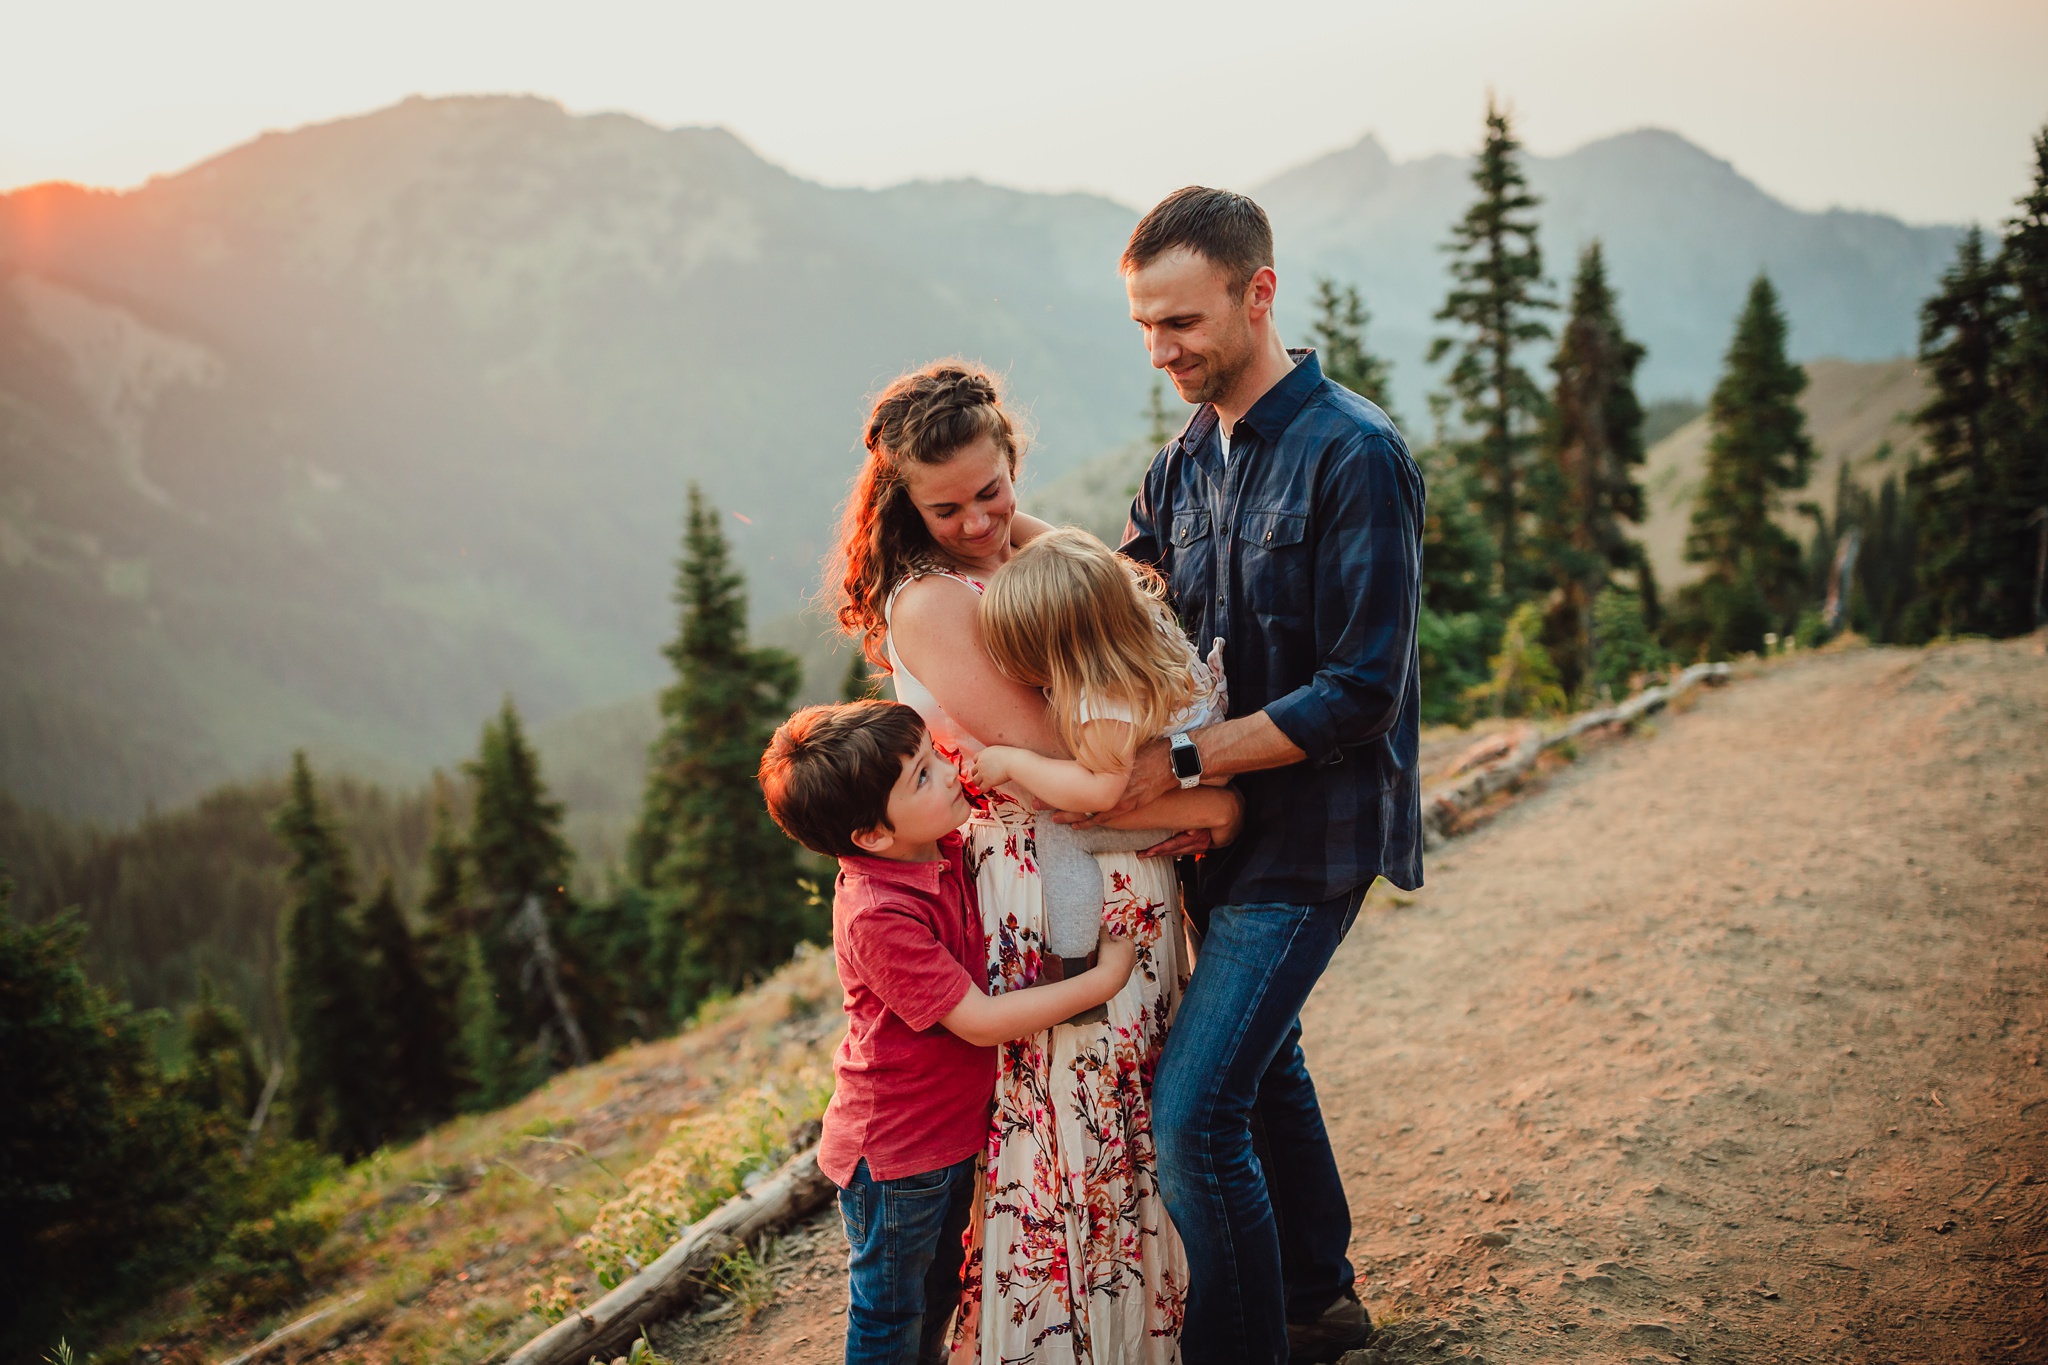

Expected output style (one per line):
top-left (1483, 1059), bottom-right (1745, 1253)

top-left (1239, 507), bottom-right (1311, 618)
top-left (1169, 510), bottom-right (1214, 601)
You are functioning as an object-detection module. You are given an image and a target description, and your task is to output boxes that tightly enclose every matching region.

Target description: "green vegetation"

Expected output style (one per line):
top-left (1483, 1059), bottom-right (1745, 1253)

top-left (632, 485), bottom-right (822, 1024)
top-left (1429, 96), bottom-right (1556, 599)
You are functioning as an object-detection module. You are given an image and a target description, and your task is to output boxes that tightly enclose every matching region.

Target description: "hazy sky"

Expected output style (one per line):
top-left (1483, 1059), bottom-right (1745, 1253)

top-left (6, 0), bottom-right (2044, 226)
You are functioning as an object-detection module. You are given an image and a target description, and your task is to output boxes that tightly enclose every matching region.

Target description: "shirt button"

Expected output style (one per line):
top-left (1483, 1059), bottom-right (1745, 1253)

top-left (1265, 530), bottom-right (1273, 542)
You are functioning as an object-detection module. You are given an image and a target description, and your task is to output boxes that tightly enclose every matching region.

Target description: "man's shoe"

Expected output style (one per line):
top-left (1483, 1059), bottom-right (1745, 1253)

top-left (1286, 1285), bottom-right (1373, 1364)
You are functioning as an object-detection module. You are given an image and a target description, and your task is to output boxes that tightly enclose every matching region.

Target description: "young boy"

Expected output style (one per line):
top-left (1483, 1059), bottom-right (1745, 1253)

top-left (759, 700), bottom-right (1134, 1365)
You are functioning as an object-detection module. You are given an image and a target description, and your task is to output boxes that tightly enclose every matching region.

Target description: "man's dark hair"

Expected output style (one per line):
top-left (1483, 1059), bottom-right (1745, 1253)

top-left (759, 700), bottom-right (926, 858)
top-left (1121, 187), bottom-right (1274, 292)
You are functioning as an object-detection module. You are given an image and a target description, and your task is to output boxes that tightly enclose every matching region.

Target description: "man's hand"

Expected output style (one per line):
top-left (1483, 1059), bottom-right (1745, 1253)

top-left (965, 746), bottom-right (1016, 790)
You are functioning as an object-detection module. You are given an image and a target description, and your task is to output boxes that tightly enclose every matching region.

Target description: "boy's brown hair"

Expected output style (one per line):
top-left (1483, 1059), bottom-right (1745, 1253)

top-left (758, 700), bottom-right (927, 858)
top-left (1120, 186), bottom-right (1274, 293)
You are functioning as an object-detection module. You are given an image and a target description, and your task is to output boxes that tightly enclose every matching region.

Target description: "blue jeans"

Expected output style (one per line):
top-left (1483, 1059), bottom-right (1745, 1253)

top-left (1154, 893), bottom-right (1361, 1365)
top-left (838, 1154), bottom-right (977, 1365)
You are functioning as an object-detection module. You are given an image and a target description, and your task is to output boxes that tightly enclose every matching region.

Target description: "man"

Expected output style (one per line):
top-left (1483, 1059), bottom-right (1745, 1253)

top-left (1110, 187), bottom-right (1425, 1365)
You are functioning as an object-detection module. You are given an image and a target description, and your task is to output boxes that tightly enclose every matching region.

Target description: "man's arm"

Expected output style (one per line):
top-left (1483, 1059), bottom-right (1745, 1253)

top-left (1083, 432), bottom-right (1423, 825)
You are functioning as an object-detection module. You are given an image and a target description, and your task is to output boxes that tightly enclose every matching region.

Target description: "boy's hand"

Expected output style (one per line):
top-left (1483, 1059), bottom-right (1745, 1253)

top-left (965, 746), bottom-right (1015, 789)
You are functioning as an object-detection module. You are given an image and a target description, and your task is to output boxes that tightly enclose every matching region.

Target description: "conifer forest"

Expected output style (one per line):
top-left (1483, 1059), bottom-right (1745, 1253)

top-left (3, 102), bottom-right (2046, 1358)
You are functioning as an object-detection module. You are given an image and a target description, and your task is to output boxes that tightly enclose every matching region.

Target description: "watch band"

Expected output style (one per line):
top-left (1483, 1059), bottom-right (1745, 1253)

top-left (1169, 732), bottom-right (1202, 789)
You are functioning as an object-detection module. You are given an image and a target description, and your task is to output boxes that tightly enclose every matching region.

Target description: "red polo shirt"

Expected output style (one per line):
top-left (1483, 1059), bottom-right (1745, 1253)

top-left (819, 830), bottom-right (996, 1187)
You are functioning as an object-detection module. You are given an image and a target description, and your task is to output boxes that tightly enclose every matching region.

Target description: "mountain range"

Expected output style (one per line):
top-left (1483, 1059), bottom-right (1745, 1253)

top-left (0, 95), bottom-right (1964, 820)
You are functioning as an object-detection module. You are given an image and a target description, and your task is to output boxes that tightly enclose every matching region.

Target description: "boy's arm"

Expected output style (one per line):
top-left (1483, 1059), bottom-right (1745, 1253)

top-left (939, 929), bottom-right (1136, 1047)
top-left (968, 745), bottom-right (1130, 812)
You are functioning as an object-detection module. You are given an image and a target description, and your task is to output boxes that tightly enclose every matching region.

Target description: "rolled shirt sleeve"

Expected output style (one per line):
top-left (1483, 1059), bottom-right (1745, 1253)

top-left (1260, 433), bottom-right (1424, 764)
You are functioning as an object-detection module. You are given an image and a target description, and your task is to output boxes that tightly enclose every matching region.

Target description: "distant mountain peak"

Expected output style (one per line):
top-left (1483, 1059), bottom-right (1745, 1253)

top-left (1256, 131), bottom-right (1395, 202)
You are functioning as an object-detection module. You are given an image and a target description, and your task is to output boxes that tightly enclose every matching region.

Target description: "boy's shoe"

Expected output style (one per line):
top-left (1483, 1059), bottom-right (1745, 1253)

top-left (1286, 1285), bottom-right (1373, 1363)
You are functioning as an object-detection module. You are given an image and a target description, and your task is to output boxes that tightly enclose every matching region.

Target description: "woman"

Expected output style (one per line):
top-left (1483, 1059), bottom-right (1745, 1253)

top-left (828, 361), bottom-right (1214, 1362)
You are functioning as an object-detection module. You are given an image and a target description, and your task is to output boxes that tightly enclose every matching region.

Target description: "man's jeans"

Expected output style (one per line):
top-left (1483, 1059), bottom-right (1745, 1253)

top-left (1155, 893), bottom-right (1360, 1365)
top-left (837, 1154), bottom-right (977, 1365)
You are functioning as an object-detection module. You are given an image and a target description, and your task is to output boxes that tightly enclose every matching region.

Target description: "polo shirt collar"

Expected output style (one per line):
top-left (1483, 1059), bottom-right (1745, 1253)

top-left (840, 829), bottom-right (963, 891)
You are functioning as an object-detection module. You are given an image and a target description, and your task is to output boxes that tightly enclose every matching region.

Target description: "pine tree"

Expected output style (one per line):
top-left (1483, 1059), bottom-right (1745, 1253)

top-left (453, 930), bottom-right (519, 1111)
top-left (1144, 379), bottom-right (1175, 448)
top-left (1989, 126), bottom-right (2048, 631)
top-left (465, 700), bottom-right (588, 1078)
top-left (633, 484), bottom-right (815, 1021)
top-left (180, 971), bottom-right (264, 1125)
top-left (1429, 97), bottom-right (1555, 594)
top-left (1534, 241), bottom-right (1649, 696)
top-left (1910, 227), bottom-right (2020, 635)
top-left (1310, 276), bottom-right (1397, 422)
top-left (413, 789), bottom-right (468, 1010)
top-left (358, 874), bottom-right (455, 1135)
top-left (0, 889), bottom-right (230, 1350)
top-left (1681, 275), bottom-right (1816, 656)
top-left (273, 752), bottom-right (384, 1159)
top-left (1415, 450), bottom-right (1500, 724)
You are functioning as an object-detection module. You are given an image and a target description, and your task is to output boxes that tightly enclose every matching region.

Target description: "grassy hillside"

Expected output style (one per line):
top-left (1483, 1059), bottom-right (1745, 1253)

top-left (90, 946), bottom-right (841, 1364)
top-left (1639, 356), bottom-right (1928, 594)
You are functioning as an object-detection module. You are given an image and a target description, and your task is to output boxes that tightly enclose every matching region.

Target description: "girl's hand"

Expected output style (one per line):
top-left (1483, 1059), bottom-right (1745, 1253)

top-left (1095, 925), bottom-right (1137, 987)
top-left (965, 746), bottom-right (1015, 789)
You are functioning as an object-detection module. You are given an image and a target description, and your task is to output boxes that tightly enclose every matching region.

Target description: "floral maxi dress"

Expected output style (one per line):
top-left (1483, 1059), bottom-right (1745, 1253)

top-left (950, 793), bottom-right (1188, 1363)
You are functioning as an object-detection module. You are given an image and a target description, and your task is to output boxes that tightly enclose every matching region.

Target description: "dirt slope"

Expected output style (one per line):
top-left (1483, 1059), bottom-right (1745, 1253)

top-left (651, 636), bottom-right (2048, 1364)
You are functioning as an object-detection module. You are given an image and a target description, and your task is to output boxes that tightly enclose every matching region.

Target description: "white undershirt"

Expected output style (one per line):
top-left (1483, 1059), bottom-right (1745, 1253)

top-left (1219, 423), bottom-right (1232, 463)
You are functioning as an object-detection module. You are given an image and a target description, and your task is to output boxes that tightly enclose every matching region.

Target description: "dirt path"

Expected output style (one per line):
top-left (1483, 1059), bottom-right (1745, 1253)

top-left (652, 637), bottom-right (2048, 1365)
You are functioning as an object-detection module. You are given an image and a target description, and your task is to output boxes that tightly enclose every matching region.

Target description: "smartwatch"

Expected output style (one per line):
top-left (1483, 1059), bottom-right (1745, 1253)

top-left (1168, 732), bottom-right (1203, 789)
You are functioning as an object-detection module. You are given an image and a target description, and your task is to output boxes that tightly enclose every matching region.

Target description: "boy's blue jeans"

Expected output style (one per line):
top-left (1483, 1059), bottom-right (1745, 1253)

top-left (1154, 893), bottom-right (1362, 1365)
top-left (838, 1154), bottom-right (978, 1365)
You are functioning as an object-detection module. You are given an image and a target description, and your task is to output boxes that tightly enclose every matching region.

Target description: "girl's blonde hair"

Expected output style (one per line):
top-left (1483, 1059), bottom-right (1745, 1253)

top-left (979, 529), bottom-right (1195, 774)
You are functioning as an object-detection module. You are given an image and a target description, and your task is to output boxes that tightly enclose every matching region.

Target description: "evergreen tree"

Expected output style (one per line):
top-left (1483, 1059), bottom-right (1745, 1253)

top-left (1310, 276), bottom-right (1397, 422)
top-left (453, 930), bottom-right (519, 1111)
top-left (633, 485), bottom-right (815, 1021)
top-left (179, 971), bottom-right (264, 1125)
top-left (464, 700), bottom-right (589, 1078)
top-left (1590, 586), bottom-right (1668, 698)
top-left (2003, 126), bottom-right (2048, 631)
top-left (1144, 379), bottom-right (1175, 448)
top-left (1534, 241), bottom-right (1649, 696)
top-left (413, 790), bottom-right (468, 1010)
top-left (1910, 227), bottom-right (2023, 635)
top-left (358, 874), bottom-right (456, 1135)
top-left (1416, 451), bottom-right (1500, 724)
top-left (273, 752), bottom-right (383, 1159)
top-left (1681, 275), bottom-right (1816, 656)
top-left (1429, 97), bottom-right (1555, 594)
top-left (840, 648), bottom-right (884, 702)
top-left (0, 891), bottom-right (230, 1351)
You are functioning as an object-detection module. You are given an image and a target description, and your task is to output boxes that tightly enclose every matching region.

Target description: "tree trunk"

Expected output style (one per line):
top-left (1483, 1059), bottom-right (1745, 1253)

top-left (503, 1145), bottom-right (836, 1365)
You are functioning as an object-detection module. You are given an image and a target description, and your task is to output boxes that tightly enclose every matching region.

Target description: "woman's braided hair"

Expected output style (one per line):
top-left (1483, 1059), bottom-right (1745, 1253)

top-left (828, 359), bottom-right (1024, 669)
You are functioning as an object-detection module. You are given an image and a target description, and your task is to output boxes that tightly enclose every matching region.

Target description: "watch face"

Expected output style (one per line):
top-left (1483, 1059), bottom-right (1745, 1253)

top-left (1169, 739), bottom-right (1200, 780)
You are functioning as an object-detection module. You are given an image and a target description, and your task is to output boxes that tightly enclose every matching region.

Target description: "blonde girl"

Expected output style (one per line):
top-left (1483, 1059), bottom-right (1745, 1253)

top-left (967, 528), bottom-right (1238, 991)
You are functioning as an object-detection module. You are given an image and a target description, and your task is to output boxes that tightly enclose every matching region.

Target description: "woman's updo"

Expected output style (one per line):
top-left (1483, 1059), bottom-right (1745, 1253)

top-left (829, 360), bottom-right (1025, 668)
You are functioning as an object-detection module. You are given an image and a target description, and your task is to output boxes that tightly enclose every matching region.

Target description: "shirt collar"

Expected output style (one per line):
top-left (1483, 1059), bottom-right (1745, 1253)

top-left (1174, 348), bottom-right (1324, 458)
top-left (1233, 348), bottom-right (1323, 444)
top-left (838, 828), bottom-right (963, 892)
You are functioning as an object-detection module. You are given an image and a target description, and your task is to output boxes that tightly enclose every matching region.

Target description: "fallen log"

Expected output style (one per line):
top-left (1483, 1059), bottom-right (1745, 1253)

top-left (503, 1145), bottom-right (836, 1365)
top-left (216, 1291), bottom-right (365, 1365)
top-left (1423, 663), bottom-right (1729, 848)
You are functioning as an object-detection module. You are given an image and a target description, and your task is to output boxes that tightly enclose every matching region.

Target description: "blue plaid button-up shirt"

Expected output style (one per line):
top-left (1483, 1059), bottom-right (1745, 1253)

top-left (1121, 349), bottom-right (1425, 911)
